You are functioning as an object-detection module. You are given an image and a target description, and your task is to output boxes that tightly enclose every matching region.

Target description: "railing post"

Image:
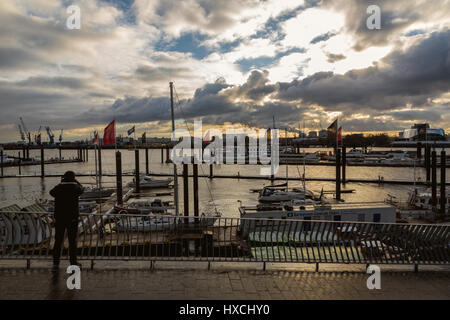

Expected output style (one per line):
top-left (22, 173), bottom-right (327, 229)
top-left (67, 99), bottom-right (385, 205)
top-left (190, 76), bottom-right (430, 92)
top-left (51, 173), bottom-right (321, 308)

top-left (315, 262), bottom-right (319, 272)
top-left (91, 260), bottom-right (95, 270)
top-left (26, 259), bottom-right (30, 269)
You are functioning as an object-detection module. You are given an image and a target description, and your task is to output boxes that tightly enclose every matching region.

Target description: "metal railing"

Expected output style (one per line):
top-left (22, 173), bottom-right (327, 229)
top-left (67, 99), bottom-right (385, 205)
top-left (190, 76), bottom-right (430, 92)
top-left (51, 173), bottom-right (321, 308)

top-left (0, 211), bottom-right (449, 265)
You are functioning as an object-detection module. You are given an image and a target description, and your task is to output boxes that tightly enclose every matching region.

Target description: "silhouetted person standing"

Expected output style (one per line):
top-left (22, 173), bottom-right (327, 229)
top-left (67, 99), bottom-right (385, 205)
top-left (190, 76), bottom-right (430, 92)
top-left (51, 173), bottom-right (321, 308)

top-left (50, 171), bottom-right (84, 271)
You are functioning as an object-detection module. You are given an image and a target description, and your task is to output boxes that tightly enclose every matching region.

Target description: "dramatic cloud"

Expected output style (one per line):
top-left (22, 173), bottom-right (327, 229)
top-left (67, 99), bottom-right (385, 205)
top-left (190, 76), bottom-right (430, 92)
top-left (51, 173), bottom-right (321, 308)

top-left (0, 0), bottom-right (449, 142)
top-left (277, 30), bottom-right (450, 114)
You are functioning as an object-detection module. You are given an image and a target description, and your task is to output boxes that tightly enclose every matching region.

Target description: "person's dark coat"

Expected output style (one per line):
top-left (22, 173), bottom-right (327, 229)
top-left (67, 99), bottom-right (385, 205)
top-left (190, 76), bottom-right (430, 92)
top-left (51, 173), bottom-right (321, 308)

top-left (49, 180), bottom-right (84, 221)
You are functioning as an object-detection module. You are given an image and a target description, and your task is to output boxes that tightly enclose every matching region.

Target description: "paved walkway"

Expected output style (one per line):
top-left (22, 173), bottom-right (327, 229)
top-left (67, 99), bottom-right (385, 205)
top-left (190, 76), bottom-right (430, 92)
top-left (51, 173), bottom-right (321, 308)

top-left (0, 261), bottom-right (449, 299)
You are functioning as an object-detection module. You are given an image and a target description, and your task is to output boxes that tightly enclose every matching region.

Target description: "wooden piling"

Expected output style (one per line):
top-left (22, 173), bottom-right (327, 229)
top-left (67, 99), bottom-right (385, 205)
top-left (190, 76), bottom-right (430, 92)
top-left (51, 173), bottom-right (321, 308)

top-left (59, 147), bottom-right (62, 161)
top-left (18, 153), bottom-right (21, 175)
top-left (145, 148), bottom-right (149, 174)
top-left (161, 147), bottom-right (164, 163)
top-left (336, 148), bottom-right (341, 200)
top-left (98, 145), bottom-right (102, 177)
top-left (431, 150), bottom-right (437, 209)
top-left (209, 164), bottom-right (213, 179)
top-left (165, 146), bottom-right (170, 163)
top-left (193, 164), bottom-right (199, 218)
top-left (183, 163), bottom-right (189, 218)
top-left (116, 151), bottom-right (123, 205)
top-left (342, 147), bottom-right (346, 184)
top-left (0, 149), bottom-right (3, 177)
top-left (417, 142), bottom-right (422, 159)
top-left (425, 145), bottom-right (431, 183)
top-left (441, 150), bottom-right (446, 217)
top-left (134, 149), bottom-right (140, 193)
top-left (40, 146), bottom-right (45, 178)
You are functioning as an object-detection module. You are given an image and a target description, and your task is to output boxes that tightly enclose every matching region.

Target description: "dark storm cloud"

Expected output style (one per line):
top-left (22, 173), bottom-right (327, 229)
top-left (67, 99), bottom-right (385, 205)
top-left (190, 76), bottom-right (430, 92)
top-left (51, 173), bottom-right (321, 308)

top-left (386, 109), bottom-right (443, 122)
top-left (277, 30), bottom-right (450, 112)
top-left (225, 70), bottom-right (277, 102)
top-left (78, 72), bottom-right (299, 127)
top-left (16, 76), bottom-right (90, 90)
top-left (78, 29), bottom-right (450, 130)
top-left (0, 47), bottom-right (48, 70)
top-left (323, 0), bottom-right (450, 51)
top-left (325, 52), bottom-right (346, 63)
top-left (0, 2), bottom-right (115, 72)
top-left (133, 65), bottom-right (194, 82)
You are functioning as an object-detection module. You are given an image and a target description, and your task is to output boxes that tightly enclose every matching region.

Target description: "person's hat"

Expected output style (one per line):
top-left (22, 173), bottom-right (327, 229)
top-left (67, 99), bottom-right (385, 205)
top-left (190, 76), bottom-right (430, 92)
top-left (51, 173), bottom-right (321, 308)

top-left (62, 171), bottom-right (76, 181)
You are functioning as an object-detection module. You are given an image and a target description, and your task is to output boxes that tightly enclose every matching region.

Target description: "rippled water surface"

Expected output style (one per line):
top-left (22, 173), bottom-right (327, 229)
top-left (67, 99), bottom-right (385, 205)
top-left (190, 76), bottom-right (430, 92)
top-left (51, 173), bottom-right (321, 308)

top-left (0, 148), bottom-right (449, 218)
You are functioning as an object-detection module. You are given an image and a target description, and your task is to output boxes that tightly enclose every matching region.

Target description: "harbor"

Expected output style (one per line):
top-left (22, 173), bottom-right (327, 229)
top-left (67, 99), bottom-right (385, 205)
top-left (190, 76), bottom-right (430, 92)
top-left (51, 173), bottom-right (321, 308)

top-left (1, 0), bottom-right (450, 305)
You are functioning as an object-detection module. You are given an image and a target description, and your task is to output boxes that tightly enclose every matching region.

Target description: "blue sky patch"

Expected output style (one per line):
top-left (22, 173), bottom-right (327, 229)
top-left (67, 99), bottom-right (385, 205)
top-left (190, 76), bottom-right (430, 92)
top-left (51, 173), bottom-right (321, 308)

top-left (236, 47), bottom-right (305, 72)
top-left (154, 32), bottom-right (213, 59)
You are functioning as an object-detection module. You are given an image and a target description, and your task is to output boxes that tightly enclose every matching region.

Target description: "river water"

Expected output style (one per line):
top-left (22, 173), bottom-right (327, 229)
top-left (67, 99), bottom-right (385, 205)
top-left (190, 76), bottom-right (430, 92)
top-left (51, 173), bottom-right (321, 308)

top-left (0, 148), bottom-right (449, 218)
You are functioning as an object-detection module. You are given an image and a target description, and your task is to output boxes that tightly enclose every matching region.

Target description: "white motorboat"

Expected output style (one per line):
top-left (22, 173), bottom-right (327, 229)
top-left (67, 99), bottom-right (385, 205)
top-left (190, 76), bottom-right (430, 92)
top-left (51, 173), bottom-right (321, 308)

top-left (407, 188), bottom-right (450, 212)
top-left (80, 187), bottom-right (115, 200)
top-left (114, 213), bottom-right (219, 232)
top-left (114, 199), bottom-right (173, 215)
top-left (258, 185), bottom-right (315, 203)
top-left (127, 175), bottom-right (173, 189)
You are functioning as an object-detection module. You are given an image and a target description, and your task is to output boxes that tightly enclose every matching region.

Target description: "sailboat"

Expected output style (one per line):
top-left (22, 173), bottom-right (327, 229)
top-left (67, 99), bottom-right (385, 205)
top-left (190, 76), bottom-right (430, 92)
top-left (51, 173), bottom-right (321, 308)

top-left (258, 119), bottom-right (315, 204)
top-left (81, 136), bottom-right (114, 200)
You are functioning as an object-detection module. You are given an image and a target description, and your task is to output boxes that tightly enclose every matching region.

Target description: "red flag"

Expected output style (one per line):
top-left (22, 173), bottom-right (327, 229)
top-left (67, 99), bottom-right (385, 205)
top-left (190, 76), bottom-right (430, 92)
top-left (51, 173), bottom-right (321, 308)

top-left (337, 126), bottom-right (342, 143)
top-left (103, 120), bottom-right (115, 146)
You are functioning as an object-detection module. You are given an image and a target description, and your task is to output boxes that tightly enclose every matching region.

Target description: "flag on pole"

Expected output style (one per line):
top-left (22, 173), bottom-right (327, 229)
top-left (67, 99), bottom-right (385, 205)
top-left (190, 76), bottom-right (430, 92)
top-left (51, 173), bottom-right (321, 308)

top-left (92, 131), bottom-right (99, 145)
top-left (103, 120), bottom-right (115, 146)
top-left (127, 126), bottom-right (135, 136)
top-left (337, 126), bottom-right (342, 143)
top-left (327, 119), bottom-right (337, 134)
top-left (327, 119), bottom-right (337, 143)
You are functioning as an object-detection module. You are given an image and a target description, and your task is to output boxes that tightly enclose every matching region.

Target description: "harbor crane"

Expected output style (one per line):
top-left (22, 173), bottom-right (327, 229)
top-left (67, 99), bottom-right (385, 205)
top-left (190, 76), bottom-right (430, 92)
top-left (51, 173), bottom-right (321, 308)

top-left (34, 126), bottom-right (42, 145)
top-left (17, 123), bottom-right (26, 142)
top-left (19, 117), bottom-right (31, 145)
top-left (45, 126), bottom-right (55, 145)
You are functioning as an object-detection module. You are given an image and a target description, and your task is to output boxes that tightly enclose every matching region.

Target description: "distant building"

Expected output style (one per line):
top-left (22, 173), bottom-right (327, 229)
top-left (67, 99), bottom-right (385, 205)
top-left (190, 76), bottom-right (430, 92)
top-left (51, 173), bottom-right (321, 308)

top-left (318, 130), bottom-right (328, 139)
top-left (398, 123), bottom-right (445, 141)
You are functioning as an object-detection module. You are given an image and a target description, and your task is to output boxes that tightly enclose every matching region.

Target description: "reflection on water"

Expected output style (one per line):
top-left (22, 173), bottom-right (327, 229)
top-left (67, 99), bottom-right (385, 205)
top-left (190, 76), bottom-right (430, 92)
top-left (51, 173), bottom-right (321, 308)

top-left (0, 148), bottom-right (449, 218)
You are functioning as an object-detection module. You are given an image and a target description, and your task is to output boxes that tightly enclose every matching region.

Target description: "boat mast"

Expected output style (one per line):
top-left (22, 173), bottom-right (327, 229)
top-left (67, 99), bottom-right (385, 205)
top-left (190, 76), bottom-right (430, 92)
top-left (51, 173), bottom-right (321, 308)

top-left (170, 82), bottom-right (180, 215)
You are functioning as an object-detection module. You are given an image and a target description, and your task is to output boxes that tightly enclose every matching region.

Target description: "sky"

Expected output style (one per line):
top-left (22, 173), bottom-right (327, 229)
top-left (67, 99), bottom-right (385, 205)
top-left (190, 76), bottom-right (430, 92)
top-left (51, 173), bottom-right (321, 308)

top-left (0, 0), bottom-right (449, 142)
